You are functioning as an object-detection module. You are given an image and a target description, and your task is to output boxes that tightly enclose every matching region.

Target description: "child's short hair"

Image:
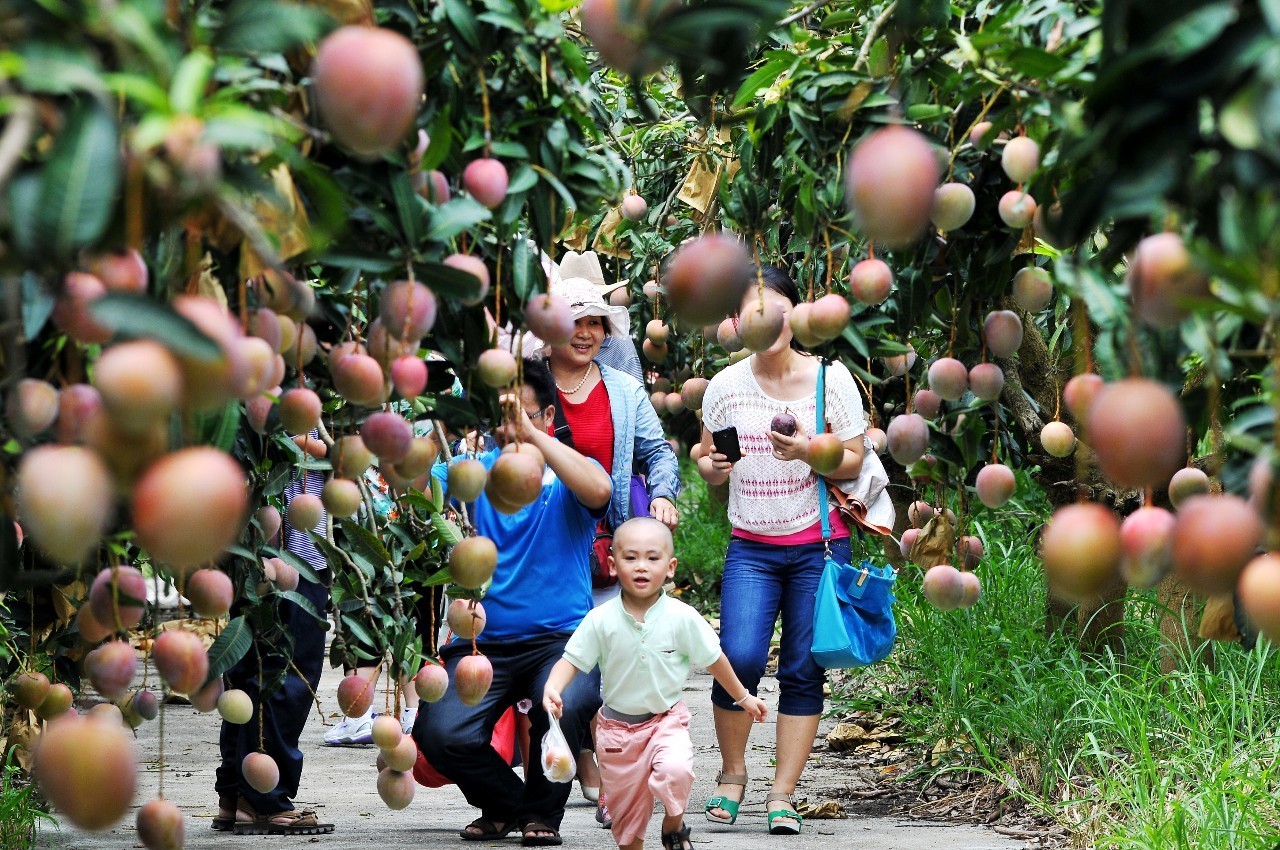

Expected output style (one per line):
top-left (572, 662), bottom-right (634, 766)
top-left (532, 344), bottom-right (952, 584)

top-left (611, 516), bottom-right (674, 555)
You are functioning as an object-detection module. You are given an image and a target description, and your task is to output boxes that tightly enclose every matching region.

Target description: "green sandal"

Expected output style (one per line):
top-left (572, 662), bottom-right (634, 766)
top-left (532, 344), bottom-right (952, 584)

top-left (765, 791), bottom-right (802, 835)
top-left (704, 772), bottom-right (748, 825)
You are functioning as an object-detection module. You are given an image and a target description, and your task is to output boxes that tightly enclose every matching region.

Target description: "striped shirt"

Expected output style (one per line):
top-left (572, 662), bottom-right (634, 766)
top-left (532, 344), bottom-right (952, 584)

top-left (283, 466), bottom-right (327, 570)
top-left (701, 357), bottom-right (866, 536)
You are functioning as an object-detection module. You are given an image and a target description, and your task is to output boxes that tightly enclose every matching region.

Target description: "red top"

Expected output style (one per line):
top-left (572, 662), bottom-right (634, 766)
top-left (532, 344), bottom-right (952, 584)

top-left (560, 381), bottom-right (614, 473)
top-left (732, 510), bottom-right (851, 545)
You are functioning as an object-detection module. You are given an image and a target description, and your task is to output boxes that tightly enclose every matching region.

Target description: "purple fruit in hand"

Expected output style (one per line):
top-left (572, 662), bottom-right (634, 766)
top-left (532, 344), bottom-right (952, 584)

top-left (771, 412), bottom-right (798, 436)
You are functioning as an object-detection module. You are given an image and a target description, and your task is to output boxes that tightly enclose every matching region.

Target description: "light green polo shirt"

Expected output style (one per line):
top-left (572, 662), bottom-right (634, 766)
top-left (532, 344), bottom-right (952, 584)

top-left (562, 592), bottom-right (723, 715)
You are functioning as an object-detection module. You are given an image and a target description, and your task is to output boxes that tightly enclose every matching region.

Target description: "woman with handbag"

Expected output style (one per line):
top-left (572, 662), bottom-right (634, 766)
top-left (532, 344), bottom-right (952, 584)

top-left (525, 274), bottom-right (682, 822)
top-left (696, 265), bottom-right (874, 836)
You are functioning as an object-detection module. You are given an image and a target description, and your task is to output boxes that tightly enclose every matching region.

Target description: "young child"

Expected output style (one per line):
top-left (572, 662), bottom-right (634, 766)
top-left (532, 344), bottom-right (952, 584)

top-left (542, 517), bottom-right (768, 850)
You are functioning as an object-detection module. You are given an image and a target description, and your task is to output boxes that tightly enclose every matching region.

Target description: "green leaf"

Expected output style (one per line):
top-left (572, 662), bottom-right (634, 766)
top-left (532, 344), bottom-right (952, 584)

top-left (18, 42), bottom-right (106, 95)
top-left (506, 164), bottom-right (538, 195)
top-left (21, 272), bottom-right (55, 341)
top-left (867, 38), bottom-right (892, 77)
top-left (476, 10), bottom-right (525, 32)
top-left (444, 0), bottom-right (481, 51)
top-left (398, 491), bottom-right (436, 513)
top-left (1003, 47), bottom-right (1068, 79)
top-left (206, 616), bottom-right (253, 682)
top-left (88, 294), bottom-right (222, 360)
top-left (1149, 3), bottom-right (1238, 58)
top-left (105, 72), bottom-right (170, 111)
top-left (533, 167), bottom-right (577, 214)
top-left (343, 523), bottom-right (393, 572)
top-left (202, 106), bottom-right (294, 149)
top-left (418, 260), bottom-right (486, 302)
top-left (430, 513), bottom-right (463, 546)
top-left (731, 56), bottom-right (793, 111)
top-left (169, 49), bottom-right (215, 114)
top-left (512, 235), bottom-right (534, 300)
top-left (314, 252), bottom-right (400, 273)
top-left (392, 169), bottom-right (426, 247)
top-left (419, 109), bottom-right (454, 172)
top-left (340, 615), bottom-right (382, 655)
top-left (277, 589), bottom-right (326, 623)
top-left (1264, 0), bottom-right (1280, 34)
top-left (1220, 86), bottom-right (1262, 150)
top-left (431, 475), bottom-right (445, 513)
top-left (423, 564), bottom-right (455, 586)
top-left (306, 531), bottom-right (349, 572)
top-left (424, 197), bottom-right (492, 242)
top-left (35, 101), bottom-right (120, 260)
top-left (215, 0), bottom-right (335, 54)
top-left (8, 174), bottom-right (41, 261)
top-left (904, 103), bottom-right (951, 122)
top-left (193, 401), bottom-right (241, 451)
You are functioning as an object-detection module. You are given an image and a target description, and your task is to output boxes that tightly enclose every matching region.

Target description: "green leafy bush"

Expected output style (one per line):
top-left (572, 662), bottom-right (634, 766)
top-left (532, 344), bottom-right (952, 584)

top-left (672, 460), bottom-right (731, 615)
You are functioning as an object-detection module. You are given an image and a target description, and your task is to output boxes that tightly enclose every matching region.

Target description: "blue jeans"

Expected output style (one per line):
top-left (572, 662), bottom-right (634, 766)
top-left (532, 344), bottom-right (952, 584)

top-left (414, 633), bottom-right (601, 830)
top-left (216, 572), bottom-right (328, 813)
top-left (710, 536), bottom-right (850, 716)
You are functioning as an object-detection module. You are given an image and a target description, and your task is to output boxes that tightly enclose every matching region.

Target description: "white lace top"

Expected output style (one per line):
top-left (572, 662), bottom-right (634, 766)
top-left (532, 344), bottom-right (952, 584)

top-left (702, 356), bottom-right (867, 535)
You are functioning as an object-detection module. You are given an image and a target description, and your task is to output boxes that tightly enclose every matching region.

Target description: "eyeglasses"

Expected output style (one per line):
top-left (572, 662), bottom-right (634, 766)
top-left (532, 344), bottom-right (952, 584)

top-left (527, 408), bottom-right (547, 421)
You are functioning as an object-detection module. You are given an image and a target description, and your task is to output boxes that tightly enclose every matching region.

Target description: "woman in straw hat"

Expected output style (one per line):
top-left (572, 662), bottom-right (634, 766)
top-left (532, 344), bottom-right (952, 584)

top-left (556, 251), bottom-right (644, 382)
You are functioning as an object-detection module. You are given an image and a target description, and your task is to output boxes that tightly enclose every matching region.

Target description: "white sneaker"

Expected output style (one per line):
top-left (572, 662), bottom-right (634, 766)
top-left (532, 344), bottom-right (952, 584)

top-left (400, 706), bottom-right (418, 735)
top-left (323, 710), bottom-right (374, 746)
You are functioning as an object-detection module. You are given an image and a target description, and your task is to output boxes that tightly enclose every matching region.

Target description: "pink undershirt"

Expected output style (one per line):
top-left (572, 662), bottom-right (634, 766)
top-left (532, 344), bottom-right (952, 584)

top-left (732, 509), bottom-right (851, 545)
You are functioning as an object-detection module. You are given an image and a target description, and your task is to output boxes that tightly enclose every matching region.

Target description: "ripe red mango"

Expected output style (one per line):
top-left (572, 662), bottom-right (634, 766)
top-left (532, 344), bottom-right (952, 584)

top-left (312, 27), bottom-right (424, 158)
top-left (35, 715), bottom-right (137, 830)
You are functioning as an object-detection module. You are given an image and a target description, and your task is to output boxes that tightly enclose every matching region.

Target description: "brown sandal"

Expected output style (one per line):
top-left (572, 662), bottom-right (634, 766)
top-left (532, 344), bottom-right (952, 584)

top-left (211, 795), bottom-right (237, 831)
top-left (519, 820), bottom-right (563, 846)
top-left (460, 817), bottom-right (516, 841)
top-left (233, 800), bottom-right (335, 835)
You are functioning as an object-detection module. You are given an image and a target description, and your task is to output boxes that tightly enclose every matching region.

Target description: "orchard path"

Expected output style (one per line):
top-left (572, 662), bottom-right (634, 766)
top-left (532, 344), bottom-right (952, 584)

top-left (47, 656), bottom-right (1027, 850)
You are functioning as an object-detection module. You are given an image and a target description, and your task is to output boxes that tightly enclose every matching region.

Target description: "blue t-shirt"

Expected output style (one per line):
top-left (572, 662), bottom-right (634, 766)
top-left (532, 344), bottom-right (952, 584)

top-left (432, 449), bottom-right (606, 642)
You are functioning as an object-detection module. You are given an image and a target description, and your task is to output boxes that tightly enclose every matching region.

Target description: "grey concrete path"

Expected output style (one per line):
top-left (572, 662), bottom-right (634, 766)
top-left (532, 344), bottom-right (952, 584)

top-left (45, 659), bottom-right (1026, 849)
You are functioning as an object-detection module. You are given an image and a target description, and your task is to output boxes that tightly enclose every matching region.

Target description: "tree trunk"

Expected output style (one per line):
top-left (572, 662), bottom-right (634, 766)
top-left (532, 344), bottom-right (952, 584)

top-left (999, 304), bottom-right (1137, 657)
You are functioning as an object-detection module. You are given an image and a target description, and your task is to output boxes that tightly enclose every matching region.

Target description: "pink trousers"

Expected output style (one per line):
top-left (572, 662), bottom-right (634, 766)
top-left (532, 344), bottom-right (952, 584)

top-left (595, 701), bottom-right (695, 846)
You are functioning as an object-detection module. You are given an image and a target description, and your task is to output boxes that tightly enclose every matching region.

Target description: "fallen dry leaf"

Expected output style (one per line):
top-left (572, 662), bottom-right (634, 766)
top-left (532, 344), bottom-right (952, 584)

top-left (797, 799), bottom-right (845, 819)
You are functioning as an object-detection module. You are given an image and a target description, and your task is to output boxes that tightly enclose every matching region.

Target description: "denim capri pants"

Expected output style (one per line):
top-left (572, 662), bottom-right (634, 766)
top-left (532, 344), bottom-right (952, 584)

top-left (710, 536), bottom-right (852, 716)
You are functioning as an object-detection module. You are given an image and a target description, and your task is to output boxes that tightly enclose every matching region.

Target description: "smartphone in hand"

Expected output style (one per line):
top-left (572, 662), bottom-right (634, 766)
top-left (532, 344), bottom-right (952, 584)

top-left (711, 427), bottom-right (742, 464)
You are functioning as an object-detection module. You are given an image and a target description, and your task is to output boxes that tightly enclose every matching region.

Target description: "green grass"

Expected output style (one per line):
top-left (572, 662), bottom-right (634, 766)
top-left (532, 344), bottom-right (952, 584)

top-left (0, 747), bottom-right (54, 848)
top-left (672, 459), bottom-right (731, 614)
top-left (669, 463), bottom-right (1280, 847)
top-left (829, 478), bottom-right (1280, 849)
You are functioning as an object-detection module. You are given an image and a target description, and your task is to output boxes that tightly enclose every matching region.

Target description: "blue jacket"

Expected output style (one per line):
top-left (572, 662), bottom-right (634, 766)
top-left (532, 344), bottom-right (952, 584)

top-left (597, 362), bottom-right (681, 530)
top-left (597, 335), bottom-right (644, 383)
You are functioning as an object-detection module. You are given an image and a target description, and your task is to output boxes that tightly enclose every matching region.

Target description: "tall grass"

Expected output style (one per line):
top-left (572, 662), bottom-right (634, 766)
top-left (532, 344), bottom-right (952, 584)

top-left (672, 459), bottom-right (731, 614)
top-left (833, 475), bottom-right (1280, 849)
top-left (0, 747), bottom-right (54, 848)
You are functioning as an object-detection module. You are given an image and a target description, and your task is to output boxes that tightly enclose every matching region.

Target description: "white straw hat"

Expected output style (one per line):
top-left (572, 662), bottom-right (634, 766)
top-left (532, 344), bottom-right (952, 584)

top-left (552, 277), bottom-right (630, 338)
top-left (559, 250), bottom-right (628, 295)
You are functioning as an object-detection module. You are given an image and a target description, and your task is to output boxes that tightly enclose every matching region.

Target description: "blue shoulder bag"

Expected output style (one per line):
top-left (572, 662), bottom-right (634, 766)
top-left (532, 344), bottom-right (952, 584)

top-left (810, 359), bottom-right (898, 669)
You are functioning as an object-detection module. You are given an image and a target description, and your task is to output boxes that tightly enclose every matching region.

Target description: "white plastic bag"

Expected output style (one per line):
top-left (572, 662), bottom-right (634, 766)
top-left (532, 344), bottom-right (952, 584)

top-left (540, 715), bottom-right (576, 783)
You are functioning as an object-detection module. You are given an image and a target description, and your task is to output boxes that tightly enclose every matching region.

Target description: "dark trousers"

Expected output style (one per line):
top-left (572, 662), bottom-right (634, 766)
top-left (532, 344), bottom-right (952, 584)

top-left (414, 633), bottom-right (601, 829)
top-left (215, 574), bottom-right (328, 813)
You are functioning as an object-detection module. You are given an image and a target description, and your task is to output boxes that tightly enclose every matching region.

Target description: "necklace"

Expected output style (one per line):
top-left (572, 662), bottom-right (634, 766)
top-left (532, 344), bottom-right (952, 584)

top-left (556, 362), bottom-right (594, 395)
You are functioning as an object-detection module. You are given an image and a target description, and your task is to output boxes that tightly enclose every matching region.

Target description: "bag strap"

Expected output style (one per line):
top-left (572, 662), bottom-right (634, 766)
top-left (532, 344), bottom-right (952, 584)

top-left (546, 357), bottom-right (576, 449)
top-left (817, 358), bottom-right (830, 544)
